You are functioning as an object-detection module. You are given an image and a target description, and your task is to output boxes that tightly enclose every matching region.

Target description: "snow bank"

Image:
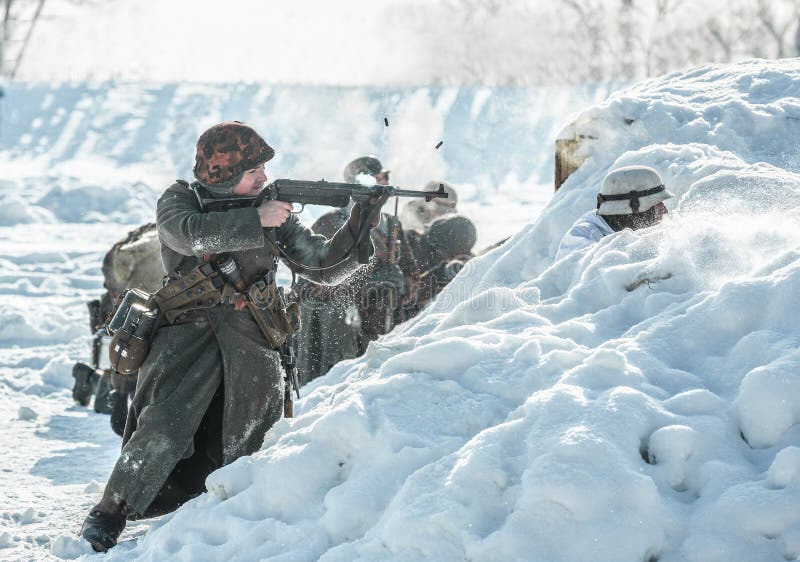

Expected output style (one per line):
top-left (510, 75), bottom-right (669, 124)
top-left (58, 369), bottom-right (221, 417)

top-left (100, 59), bottom-right (800, 562)
top-left (0, 303), bottom-right (84, 346)
top-left (35, 181), bottom-right (156, 224)
top-left (0, 174), bottom-right (154, 226)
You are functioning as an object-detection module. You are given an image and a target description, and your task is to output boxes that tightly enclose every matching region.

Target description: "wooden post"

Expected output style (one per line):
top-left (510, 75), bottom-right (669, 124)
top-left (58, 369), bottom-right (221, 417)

top-left (554, 135), bottom-right (594, 192)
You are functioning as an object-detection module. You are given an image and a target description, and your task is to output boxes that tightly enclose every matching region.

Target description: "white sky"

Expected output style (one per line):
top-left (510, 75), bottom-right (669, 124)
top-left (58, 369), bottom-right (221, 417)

top-left (19, 0), bottom-right (431, 84)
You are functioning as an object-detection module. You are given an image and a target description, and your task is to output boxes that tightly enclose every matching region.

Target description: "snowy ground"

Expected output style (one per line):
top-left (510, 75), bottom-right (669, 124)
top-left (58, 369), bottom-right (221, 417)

top-left (0, 80), bottom-right (590, 560)
top-left (2, 58), bottom-right (800, 561)
top-left (0, 220), bottom-right (154, 559)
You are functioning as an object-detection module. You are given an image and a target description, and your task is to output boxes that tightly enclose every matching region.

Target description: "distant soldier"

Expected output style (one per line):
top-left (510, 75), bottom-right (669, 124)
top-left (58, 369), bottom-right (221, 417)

top-left (296, 156), bottom-right (418, 384)
top-left (406, 214), bottom-right (477, 317)
top-left (400, 181), bottom-right (476, 317)
top-left (399, 180), bottom-right (459, 233)
top-left (72, 223), bottom-right (163, 435)
top-left (71, 301), bottom-right (112, 410)
top-left (555, 166), bottom-right (672, 261)
top-left (357, 209), bottom-right (418, 343)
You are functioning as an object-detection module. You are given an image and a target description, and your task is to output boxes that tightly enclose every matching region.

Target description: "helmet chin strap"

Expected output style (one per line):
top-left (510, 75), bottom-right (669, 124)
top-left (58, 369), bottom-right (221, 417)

top-left (596, 184), bottom-right (665, 212)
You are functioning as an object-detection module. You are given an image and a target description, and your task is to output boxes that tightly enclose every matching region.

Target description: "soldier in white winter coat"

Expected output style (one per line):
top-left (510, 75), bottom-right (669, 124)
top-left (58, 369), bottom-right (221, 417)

top-left (556, 166), bottom-right (673, 261)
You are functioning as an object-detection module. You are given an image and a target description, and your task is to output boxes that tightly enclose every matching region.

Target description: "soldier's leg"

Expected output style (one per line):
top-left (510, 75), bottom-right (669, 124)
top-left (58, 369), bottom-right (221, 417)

top-left (82, 318), bottom-right (222, 551)
top-left (136, 383), bottom-right (225, 519)
top-left (103, 319), bottom-right (222, 515)
top-left (109, 371), bottom-right (137, 437)
top-left (212, 309), bottom-right (284, 462)
top-left (108, 390), bottom-right (128, 437)
top-left (93, 374), bottom-right (113, 414)
top-left (170, 382), bottom-right (225, 496)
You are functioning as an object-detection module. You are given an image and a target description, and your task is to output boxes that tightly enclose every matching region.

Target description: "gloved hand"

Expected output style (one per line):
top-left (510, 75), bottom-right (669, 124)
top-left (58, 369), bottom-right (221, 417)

top-left (347, 195), bottom-right (385, 237)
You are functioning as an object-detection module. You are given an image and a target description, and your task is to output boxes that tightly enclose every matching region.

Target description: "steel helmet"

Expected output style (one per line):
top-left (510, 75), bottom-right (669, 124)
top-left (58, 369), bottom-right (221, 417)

top-left (343, 156), bottom-right (388, 183)
top-left (597, 166), bottom-right (673, 215)
top-left (193, 121), bottom-right (274, 194)
top-left (423, 180), bottom-right (458, 208)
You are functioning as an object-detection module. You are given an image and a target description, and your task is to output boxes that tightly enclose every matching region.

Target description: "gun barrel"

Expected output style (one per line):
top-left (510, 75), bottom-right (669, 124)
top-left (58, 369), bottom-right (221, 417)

top-left (387, 187), bottom-right (449, 202)
top-left (268, 180), bottom-right (449, 205)
top-left (195, 180), bottom-right (450, 212)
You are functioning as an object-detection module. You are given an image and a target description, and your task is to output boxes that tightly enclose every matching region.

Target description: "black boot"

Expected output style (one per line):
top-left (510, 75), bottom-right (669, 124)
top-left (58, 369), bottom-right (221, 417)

top-left (80, 502), bottom-right (127, 552)
top-left (94, 377), bottom-right (114, 414)
top-left (71, 363), bottom-right (98, 407)
top-left (109, 390), bottom-right (129, 437)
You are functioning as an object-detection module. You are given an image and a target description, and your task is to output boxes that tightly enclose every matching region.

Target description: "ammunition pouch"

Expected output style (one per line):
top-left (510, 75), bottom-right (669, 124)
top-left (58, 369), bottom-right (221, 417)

top-left (107, 296), bottom-right (160, 375)
top-left (107, 262), bottom-right (300, 371)
top-left (245, 275), bottom-right (301, 349)
top-left (150, 263), bottom-right (226, 323)
top-left (107, 264), bottom-right (225, 374)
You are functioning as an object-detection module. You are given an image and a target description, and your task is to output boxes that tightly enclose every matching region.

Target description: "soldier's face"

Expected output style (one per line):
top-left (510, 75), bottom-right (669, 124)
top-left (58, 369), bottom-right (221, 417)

top-left (654, 201), bottom-right (668, 221)
top-left (373, 171), bottom-right (390, 186)
top-left (232, 164), bottom-right (268, 196)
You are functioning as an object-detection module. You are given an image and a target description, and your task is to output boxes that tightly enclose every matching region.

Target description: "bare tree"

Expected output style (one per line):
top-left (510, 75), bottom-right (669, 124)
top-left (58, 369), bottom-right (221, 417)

top-left (753, 0), bottom-right (800, 58)
top-left (560, 0), bottom-right (614, 82)
top-left (390, 0), bottom-right (800, 86)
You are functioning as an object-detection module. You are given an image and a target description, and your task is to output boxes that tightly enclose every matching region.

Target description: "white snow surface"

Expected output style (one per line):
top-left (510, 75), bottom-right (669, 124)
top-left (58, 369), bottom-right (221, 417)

top-left (0, 78), bottom-right (573, 560)
top-left (1, 58), bottom-right (800, 561)
top-left (91, 59), bottom-right (800, 561)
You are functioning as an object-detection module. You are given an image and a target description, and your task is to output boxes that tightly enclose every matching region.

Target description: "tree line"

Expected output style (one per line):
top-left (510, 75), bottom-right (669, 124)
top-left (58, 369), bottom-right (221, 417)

top-left (397, 0), bottom-right (800, 85)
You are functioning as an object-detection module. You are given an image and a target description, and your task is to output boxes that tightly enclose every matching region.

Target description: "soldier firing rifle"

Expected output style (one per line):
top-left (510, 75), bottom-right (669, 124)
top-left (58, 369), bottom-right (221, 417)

top-left (194, 178), bottom-right (448, 265)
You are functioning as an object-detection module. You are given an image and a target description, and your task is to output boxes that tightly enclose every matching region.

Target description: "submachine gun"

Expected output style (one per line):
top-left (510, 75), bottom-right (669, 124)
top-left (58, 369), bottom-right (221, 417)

top-left (194, 178), bottom-right (448, 416)
top-left (195, 179), bottom-right (449, 265)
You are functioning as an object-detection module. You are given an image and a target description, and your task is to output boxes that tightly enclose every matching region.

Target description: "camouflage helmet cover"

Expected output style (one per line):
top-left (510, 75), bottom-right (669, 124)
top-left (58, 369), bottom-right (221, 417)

top-left (343, 155), bottom-right (387, 183)
top-left (193, 121), bottom-right (275, 193)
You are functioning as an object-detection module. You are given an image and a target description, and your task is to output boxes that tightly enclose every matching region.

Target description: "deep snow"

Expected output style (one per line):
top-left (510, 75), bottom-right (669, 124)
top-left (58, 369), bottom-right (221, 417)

top-left (0, 80), bottom-right (597, 560)
top-left (2, 58), bottom-right (800, 561)
top-left (92, 60), bottom-right (800, 560)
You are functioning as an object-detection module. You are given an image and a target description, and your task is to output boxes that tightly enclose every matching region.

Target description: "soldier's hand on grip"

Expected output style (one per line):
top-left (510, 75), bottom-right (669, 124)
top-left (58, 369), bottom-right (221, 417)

top-left (347, 195), bottom-right (385, 236)
top-left (258, 200), bottom-right (293, 228)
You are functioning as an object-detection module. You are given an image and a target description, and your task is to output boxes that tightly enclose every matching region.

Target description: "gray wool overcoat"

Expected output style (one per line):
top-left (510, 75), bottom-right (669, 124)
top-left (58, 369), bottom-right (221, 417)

top-left (105, 181), bottom-right (366, 516)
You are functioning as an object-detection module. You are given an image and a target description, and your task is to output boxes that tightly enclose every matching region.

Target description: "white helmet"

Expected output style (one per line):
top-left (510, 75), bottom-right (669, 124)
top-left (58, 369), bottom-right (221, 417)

top-left (597, 166), bottom-right (673, 215)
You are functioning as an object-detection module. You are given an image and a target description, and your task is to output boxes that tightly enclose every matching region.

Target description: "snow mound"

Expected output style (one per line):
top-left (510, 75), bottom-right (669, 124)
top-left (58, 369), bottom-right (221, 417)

top-left (17, 405), bottom-right (38, 421)
top-left (0, 179), bottom-right (56, 225)
top-left (0, 531), bottom-right (13, 548)
top-left (0, 196), bottom-right (56, 226)
top-left (103, 59), bottom-right (800, 562)
top-left (50, 534), bottom-right (94, 559)
top-left (35, 180), bottom-right (156, 224)
top-left (0, 303), bottom-right (84, 346)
